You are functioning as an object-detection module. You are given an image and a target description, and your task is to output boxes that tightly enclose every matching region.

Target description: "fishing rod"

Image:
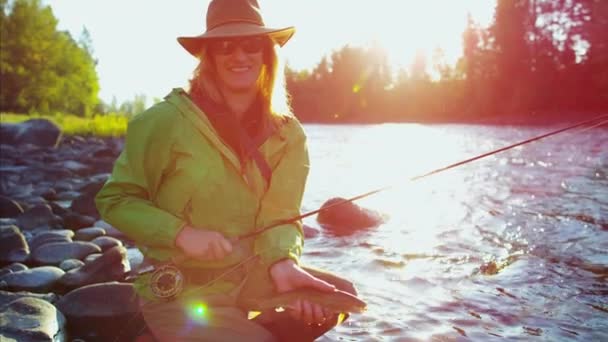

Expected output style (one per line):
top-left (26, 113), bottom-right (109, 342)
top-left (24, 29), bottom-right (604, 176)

top-left (237, 113), bottom-right (608, 241)
top-left (148, 114), bottom-right (607, 299)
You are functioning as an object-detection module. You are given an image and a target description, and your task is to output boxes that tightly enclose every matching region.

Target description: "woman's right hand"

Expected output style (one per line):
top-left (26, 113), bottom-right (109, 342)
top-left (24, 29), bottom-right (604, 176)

top-left (175, 225), bottom-right (233, 261)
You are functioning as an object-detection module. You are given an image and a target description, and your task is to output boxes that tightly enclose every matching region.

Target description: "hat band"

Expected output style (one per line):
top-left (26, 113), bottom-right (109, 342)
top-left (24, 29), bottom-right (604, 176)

top-left (208, 19), bottom-right (264, 31)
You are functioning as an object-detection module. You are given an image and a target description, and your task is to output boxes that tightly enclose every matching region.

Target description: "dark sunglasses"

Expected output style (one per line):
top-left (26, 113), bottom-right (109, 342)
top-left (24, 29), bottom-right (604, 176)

top-left (209, 36), bottom-right (266, 55)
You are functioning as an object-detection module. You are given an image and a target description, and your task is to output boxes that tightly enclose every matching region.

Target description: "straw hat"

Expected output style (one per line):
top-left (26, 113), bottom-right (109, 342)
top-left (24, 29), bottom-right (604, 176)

top-left (178, 0), bottom-right (295, 56)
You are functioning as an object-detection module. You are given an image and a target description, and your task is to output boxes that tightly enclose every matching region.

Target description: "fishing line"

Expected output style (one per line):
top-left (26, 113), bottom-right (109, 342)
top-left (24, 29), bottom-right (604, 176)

top-left (238, 114), bottom-right (608, 241)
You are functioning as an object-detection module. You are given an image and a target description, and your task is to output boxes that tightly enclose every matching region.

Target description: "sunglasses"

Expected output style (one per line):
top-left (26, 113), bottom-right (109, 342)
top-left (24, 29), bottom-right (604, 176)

top-left (209, 37), bottom-right (266, 56)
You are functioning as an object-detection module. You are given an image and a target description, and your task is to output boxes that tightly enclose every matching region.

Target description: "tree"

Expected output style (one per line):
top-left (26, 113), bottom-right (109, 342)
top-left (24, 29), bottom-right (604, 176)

top-left (0, 0), bottom-right (99, 115)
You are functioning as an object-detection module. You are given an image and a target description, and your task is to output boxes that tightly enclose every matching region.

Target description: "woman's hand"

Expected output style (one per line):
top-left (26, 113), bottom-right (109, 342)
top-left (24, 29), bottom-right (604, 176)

top-left (269, 259), bottom-right (336, 325)
top-left (175, 225), bottom-right (233, 261)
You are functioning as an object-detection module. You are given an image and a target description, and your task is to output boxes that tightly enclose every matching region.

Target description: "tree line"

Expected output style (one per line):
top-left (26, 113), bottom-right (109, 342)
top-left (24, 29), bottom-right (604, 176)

top-left (1, 0), bottom-right (606, 123)
top-left (1, 0), bottom-right (99, 116)
top-left (287, 0), bottom-right (608, 123)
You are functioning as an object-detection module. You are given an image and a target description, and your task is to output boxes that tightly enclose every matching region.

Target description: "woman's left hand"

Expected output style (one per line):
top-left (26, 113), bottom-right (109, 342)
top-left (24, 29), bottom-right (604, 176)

top-left (269, 259), bottom-right (336, 325)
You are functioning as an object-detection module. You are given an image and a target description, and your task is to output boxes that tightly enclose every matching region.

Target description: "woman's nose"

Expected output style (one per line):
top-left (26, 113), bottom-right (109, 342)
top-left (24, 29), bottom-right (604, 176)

top-left (231, 46), bottom-right (249, 60)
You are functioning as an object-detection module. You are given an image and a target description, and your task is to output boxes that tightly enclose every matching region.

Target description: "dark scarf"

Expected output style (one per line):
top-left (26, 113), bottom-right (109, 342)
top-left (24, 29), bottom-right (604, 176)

top-left (189, 87), bottom-right (263, 163)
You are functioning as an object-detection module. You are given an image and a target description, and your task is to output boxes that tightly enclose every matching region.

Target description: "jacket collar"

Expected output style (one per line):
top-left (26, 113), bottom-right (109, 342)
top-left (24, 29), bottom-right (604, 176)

top-left (165, 88), bottom-right (243, 171)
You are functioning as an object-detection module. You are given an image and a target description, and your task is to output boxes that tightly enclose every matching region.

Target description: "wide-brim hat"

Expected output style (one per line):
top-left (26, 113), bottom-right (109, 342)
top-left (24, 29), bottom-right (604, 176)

top-left (178, 0), bottom-right (295, 57)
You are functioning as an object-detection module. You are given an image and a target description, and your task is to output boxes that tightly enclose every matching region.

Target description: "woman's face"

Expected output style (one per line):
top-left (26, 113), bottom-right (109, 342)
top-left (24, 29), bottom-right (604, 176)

top-left (210, 36), bottom-right (265, 94)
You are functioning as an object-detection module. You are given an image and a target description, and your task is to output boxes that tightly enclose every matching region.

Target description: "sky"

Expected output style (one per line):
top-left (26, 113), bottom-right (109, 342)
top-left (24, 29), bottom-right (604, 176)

top-left (45, 0), bottom-right (495, 105)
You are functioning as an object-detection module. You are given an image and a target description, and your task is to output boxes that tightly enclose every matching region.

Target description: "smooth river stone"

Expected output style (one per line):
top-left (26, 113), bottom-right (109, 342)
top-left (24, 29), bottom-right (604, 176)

top-left (31, 241), bottom-right (101, 265)
top-left (74, 227), bottom-right (106, 241)
top-left (0, 225), bottom-right (29, 264)
top-left (90, 235), bottom-right (123, 251)
top-left (28, 229), bottom-right (74, 251)
top-left (55, 282), bottom-right (144, 341)
top-left (15, 204), bottom-right (63, 231)
top-left (0, 266), bottom-right (64, 293)
top-left (0, 290), bottom-right (58, 307)
top-left (58, 246), bottom-right (130, 291)
top-left (0, 297), bottom-right (66, 342)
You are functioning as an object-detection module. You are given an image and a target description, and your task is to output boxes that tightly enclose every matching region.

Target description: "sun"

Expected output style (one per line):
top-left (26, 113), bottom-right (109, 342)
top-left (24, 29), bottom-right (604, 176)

top-left (270, 0), bottom-right (495, 73)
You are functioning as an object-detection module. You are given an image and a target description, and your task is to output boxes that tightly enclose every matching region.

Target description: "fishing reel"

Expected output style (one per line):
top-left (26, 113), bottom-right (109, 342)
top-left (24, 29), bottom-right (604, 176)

top-left (149, 263), bottom-right (184, 299)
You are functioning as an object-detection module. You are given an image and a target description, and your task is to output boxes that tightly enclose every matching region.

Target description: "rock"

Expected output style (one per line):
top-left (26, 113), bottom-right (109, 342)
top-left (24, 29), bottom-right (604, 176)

top-left (57, 246), bottom-right (130, 291)
top-left (95, 220), bottom-right (126, 239)
top-left (46, 201), bottom-right (69, 216)
top-left (0, 225), bottom-right (29, 264)
top-left (0, 297), bottom-right (66, 342)
top-left (74, 227), bottom-right (106, 241)
top-left (55, 282), bottom-right (144, 341)
top-left (0, 118), bottom-right (62, 147)
top-left (84, 253), bottom-right (102, 263)
top-left (58, 259), bottom-right (85, 272)
top-left (78, 179), bottom-right (106, 196)
top-left (90, 236), bottom-right (122, 251)
top-left (317, 197), bottom-right (385, 235)
top-left (0, 266), bottom-right (64, 292)
top-left (0, 290), bottom-right (58, 307)
top-left (69, 192), bottom-right (100, 219)
top-left (40, 187), bottom-right (58, 201)
top-left (0, 263), bottom-right (28, 277)
top-left (55, 190), bottom-right (81, 201)
top-left (63, 212), bottom-right (97, 230)
top-left (0, 196), bottom-right (24, 218)
top-left (31, 241), bottom-right (101, 266)
top-left (28, 230), bottom-right (74, 251)
top-left (16, 204), bottom-right (63, 231)
top-left (0, 218), bottom-right (18, 227)
top-left (53, 160), bottom-right (92, 176)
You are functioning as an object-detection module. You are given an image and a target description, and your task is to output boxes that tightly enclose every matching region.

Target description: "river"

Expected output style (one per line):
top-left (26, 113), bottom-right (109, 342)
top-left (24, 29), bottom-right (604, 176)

top-left (297, 123), bottom-right (607, 341)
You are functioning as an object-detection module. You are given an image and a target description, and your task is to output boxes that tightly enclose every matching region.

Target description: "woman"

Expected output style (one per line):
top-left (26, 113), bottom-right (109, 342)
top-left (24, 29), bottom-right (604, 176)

top-left (95, 0), bottom-right (357, 341)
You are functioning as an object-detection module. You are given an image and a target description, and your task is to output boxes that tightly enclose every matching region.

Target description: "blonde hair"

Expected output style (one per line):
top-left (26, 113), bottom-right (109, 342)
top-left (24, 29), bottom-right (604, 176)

top-left (188, 37), bottom-right (293, 122)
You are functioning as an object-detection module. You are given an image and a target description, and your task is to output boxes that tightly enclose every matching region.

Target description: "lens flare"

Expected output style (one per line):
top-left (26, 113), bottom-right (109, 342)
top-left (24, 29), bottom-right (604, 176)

top-left (187, 302), bottom-right (209, 321)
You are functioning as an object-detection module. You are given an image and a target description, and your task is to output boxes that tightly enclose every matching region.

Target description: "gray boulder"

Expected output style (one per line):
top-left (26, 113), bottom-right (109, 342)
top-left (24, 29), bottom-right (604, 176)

top-left (0, 263), bottom-right (28, 277)
top-left (57, 246), bottom-right (130, 291)
top-left (90, 235), bottom-right (123, 251)
top-left (0, 297), bottom-right (66, 342)
top-left (28, 230), bottom-right (74, 251)
top-left (55, 282), bottom-right (144, 341)
top-left (31, 241), bottom-right (101, 266)
top-left (0, 225), bottom-right (29, 264)
top-left (74, 227), bottom-right (106, 241)
top-left (0, 266), bottom-right (64, 293)
top-left (0, 119), bottom-right (62, 147)
top-left (0, 196), bottom-right (24, 218)
top-left (16, 204), bottom-right (63, 231)
top-left (0, 290), bottom-right (59, 307)
top-left (58, 259), bottom-right (84, 272)
top-left (62, 212), bottom-right (96, 231)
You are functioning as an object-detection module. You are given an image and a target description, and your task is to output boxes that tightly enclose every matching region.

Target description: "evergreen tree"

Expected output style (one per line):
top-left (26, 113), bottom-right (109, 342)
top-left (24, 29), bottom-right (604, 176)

top-left (0, 0), bottom-right (99, 115)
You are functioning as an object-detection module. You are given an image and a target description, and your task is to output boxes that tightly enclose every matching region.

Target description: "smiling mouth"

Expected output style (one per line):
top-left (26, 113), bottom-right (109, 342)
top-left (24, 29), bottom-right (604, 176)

top-left (229, 66), bottom-right (251, 73)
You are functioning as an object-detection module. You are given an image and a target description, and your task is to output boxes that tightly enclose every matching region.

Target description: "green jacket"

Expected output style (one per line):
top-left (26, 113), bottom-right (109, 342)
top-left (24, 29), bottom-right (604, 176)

top-left (95, 88), bottom-right (308, 300)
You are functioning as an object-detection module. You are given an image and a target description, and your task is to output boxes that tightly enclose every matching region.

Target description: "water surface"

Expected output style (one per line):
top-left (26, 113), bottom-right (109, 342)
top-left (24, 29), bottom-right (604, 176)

top-left (299, 123), bottom-right (607, 341)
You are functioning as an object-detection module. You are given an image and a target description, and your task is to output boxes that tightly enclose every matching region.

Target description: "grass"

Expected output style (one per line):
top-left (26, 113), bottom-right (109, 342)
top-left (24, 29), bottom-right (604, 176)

top-left (0, 112), bottom-right (128, 136)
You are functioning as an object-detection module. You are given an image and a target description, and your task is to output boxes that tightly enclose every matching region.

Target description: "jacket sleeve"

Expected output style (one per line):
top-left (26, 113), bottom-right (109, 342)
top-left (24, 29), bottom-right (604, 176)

top-left (95, 105), bottom-right (186, 248)
top-left (253, 118), bottom-right (309, 266)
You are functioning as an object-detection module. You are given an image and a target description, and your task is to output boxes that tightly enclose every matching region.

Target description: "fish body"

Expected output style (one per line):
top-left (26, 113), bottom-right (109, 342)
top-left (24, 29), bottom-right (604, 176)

top-left (239, 288), bottom-right (367, 314)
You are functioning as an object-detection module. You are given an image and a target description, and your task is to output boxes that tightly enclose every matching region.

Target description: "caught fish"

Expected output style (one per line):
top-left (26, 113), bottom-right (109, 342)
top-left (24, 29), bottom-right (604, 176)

top-left (239, 288), bottom-right (367, 314)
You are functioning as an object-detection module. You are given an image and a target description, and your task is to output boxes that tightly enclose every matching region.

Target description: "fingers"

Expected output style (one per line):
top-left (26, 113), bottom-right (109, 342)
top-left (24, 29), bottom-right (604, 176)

top-left (303, 272), bottom-right (336, 292)
top-left (288, 299), bottom-right (330, 325)
top-left (301, 299), bottom-right (313, 324)
top-left (288, 298), bottom-right (303, 321)
top-left (219, 236), bottom-right (233, 254)
top-left (183, 230), bottom-right (232, 261)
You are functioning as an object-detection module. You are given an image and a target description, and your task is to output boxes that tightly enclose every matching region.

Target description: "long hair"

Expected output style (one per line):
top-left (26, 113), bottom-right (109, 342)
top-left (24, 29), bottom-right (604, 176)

top-left (187, 37), bottom-right (293, 122)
